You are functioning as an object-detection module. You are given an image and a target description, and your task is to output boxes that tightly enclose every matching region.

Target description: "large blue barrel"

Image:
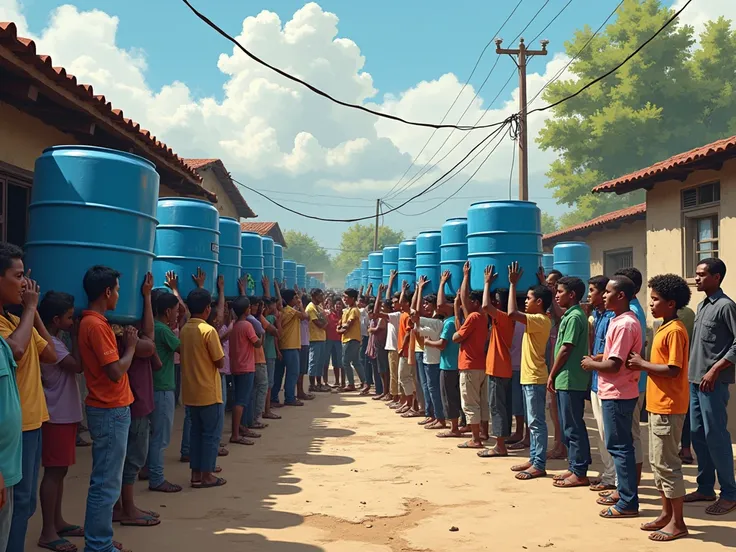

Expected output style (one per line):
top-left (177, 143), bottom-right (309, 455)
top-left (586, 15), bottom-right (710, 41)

top-left (542, 253), bottom-right (555, 274)
top-left (553, 241), bottom-right (591, 287)
top-left (241, 232), bottom-right (264, 296)
top-left (274, 243), bottom-right (284, 285)
top-left (25, 146), bottom-right (159, 324)
top-left (284, 260), bottom-right (297, 289)
top-left (467, 200), bottom-right (541, 291)
top-left (153, 197), bottom-right (219, 300)
top-left (261, 236), bottom-right (275, 296)
top-left (368, 252), bottom-right (383, 290)
top-left (382, 245), bottom-right (399, 294)
top-left (296, 264), bottom-right (307, 290)
top-left (415, 231), bottom-right (441, 296)
top-left (218, 217), bottom-right (242, 298)
top-left (398, 239), bottom-right (417, 291)
top-left (361, 259), bottom-right (369, 288)
top-left (440, 218), bottom-right (467, 297)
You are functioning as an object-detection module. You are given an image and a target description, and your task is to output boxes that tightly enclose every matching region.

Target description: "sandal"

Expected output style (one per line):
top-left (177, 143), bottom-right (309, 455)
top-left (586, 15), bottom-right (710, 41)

top-left (552, 471), bottom-right (572, 481)
top-left (507, 441), bottom-right (529, 451)
top-left (649, 530), bottom-right (689, 542)
top-left (553, 476), bottom-right (589, 488)
top-left (284, 400), bottom-right (305, 406)
top-left (218, 447), bottom-right (229, 457)
top-left (705, 499), bottom-right (736, 516)
top-left (589, 482), bottom-right (616, 492)
top-left (149, 480), bottom-right (183, 493)
top-left (229, 436), bottom-right (255, 446)
top-left (599, 507), bottom-right (639, 519)
top-left (516, 470), bottom-right (547, 480)
top-left (57, 525), bottom-right (84, 538)
top-left (263, 412), bottom-right (282, 419)
top-left (38, 539), bottom-right (77, 552)
top-left (477, 448), bottom-right (508, 458)
top-left (436, 430), bottom-right (464, 438)
top-left (597, 495), bottom-right (618, 506)
top-left (457, 441), bottom-right (485, 449)
top-left (250, 422), bottom-right (268, 429)
top-left (192, 477), bottom-right (227, 489)
top-left (119, 514), bottom-right (161, 527)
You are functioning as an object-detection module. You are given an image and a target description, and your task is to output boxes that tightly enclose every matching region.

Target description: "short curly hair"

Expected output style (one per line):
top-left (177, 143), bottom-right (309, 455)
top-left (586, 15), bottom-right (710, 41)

top-left (648, 274), bottom-right (691, 310)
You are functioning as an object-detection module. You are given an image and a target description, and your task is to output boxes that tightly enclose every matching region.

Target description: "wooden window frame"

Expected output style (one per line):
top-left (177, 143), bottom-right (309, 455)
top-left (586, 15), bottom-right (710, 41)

top-left (603, 247), bottom-right (634, 277)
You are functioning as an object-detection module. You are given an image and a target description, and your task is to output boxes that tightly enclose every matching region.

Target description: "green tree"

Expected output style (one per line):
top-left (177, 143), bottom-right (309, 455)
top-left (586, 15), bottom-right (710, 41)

top-left (538, 0), bottom-right (736, 222)
top-left (541, 212), bottom-right (560, 234)
top-left (333, 223), bottom-right (404, 277)
top-left (282, 230), bottom-right (332, 275)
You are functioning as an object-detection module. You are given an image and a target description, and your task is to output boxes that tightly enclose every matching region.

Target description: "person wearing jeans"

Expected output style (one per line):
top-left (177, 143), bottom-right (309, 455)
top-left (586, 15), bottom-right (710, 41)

top-left (340, 289), bottom-right (363, 391)
top-left (685, 257), bottom-right (736, 516)
top-left (0, 332), bottom-right (21, 552)
top-left (148, 390), bottom-right (175, 489)
top-left (523, 384), bottom-right (548, 474)
top-left (277, 288), bottom-right (309, 405)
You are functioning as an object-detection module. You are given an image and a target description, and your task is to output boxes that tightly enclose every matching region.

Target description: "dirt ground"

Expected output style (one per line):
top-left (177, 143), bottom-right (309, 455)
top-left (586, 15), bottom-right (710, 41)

top-left (25, 392), bottom-right (736, 552)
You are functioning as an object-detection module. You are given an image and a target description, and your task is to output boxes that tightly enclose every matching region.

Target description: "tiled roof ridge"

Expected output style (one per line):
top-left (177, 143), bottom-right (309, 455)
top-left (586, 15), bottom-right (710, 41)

top-left (543, 202), bottom-right (646, 241)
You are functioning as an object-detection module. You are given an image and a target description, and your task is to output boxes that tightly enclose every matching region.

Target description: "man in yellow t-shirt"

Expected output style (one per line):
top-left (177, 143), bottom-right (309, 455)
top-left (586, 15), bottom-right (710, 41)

top-left (0, 243), bottom-right (57, 550)
top-left (305, 289), bottom-right (328, 392)
top-left (277, 288), bottom-right (309, 405)
top-left (338, 288), bottom-right (362, 392)
top-left (506, 262), bottom-right (553, 481)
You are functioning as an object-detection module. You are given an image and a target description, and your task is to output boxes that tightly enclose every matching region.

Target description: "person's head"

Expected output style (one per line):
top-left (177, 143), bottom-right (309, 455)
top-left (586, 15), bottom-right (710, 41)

top-left (648, 274), bottom-right (691, 320)
top-left (421, 294), bottom-right (437, 317)
top-left (83, 265), bottom-right (121, 311)
top-left (556, 276), bottom-right (584, 309)
top-left (357, 295), bottom-right (367, 309)
top-left (546, 269), bottom-right (563, 291)
top-left (399, 291), bottom-right (413, 312)
top-left (526, 285), bottom-right (553, 315)
top-left (233, 296), bottom-right (251, 319)
top-left (604, 275), bottom-right (635, 313)
top-left (39, 291), bottom-right (75, 332)
top-left (382, 298), bottom-right (393, 314)
top-left (343, 288), bottom-right (358, 307)
top-left (249, 296), bottom-right (263, 317)
top-left (332, 296), bottom-right (343, 311)
top-left (695, 257), bottom-right (727, 294)
top-left (437, 296), bottom-right (454, 317)
top-left (311, 288), bottom-right (324, 305)
top-left (614, 267), bottom-right (643, 295)
top-left (281, 289), bottom-right (298, 307)
top-left (186, 288), bottom-right (212, 319)
top-left (155, 292), bottom-right (180, 327)
top-left (494, 288), bottom-right (510, 313)
top-left (467, 290), bottom-right (483, 313)
top-left (391, 293), bottom-right (400, 312)
top-left (588, 275), bottom-right (609, 309)
top-left (0, 242), bottom-right (25, 306)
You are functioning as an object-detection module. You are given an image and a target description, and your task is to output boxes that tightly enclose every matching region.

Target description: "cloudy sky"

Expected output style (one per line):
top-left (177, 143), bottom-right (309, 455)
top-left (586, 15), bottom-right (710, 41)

top-left (1, 0), bottom-right (733, 251)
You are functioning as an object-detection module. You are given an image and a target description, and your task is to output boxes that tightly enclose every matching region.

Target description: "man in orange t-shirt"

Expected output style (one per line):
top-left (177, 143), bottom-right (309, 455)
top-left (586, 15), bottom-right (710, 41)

top-left (395, 282), bottom-right (416, 414)
top-left (453, 262), bottom-right (490, 449)
top-left (78, 266), bottom-right (139, 552)
top-left (480, 266), bottom-right (515, 458)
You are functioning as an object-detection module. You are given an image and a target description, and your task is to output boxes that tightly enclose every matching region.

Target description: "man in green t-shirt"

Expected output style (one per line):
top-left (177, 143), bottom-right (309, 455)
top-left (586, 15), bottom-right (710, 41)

top-left (548, 276), bottom-right (591, 489)
top-left (148, 290), bottom-right (183, 493)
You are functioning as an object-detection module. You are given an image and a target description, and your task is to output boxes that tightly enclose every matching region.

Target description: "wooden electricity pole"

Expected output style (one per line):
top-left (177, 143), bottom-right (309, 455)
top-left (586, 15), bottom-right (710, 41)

top-left (495, 37), bottom-right (548, 201)
top-left (373, 199), bottom-right (380, 251)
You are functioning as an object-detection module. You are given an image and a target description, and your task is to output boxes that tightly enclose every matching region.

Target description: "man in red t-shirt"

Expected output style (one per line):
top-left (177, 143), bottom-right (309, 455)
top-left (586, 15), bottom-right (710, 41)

top-left (453, 262), bottom-right (490, 449)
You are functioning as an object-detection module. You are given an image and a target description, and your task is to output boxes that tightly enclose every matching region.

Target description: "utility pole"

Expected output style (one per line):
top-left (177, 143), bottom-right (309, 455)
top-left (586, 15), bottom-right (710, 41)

top-left (495, 37), bottom-right (548, 201)
top-left (373, 199), bottom-right (380, 251)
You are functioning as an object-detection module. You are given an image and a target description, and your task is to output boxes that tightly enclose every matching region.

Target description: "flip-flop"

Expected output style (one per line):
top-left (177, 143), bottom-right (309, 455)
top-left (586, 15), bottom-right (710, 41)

top-left (599, 507), bottom-right (639, 519)
top-left (507, 441), bottom-right (529, 451)
top-left (553, 477), bottom-right (589, 488)
top-left (477, 448), bottom-right (508, 458)
top-left (284, 400), bottom-right (305, 406)
top-left (229, 436), bottom-right (255, 446)
top-left (590, 482), bottom-right (616, 492)
top-left (57, 525), bottom-right (84, 538)
top-left (192, 477), bottom-right (227, 489)
top-left (38, 539), bottom-right (77, 552)
top-left (218, 447), bottom-right (229, 457)
top-left (649, 530), bottom-right (689, 542)
top-left (684, 492), bottom-right (717, 503)
top-left (240, 428), bottom-right (261, 438)
top-left (417, 418), bottom-right (433, 425)
top-left (552, 471), bottom-right (573, 481)
top-left (436, 431), bottom-right (464, 438)
top-left (149, 481), bottom-right (182, 493)
top-left (511, 463), bottom-right (532, 472)
top-left (640, 521), bottom-right (667, 532)
top-left (119, 514), bottom-right (160, 527)
top-left (597, 495), bottom-right (618, 506)
top-left (705, 499), bottom-right (736, 516)
top-left (457, 441), bottom-right (485, 449)
top-left (263, 412), bottom-right (282, 419)
top-left (515, 470), bottom-right (547, 480)
top-left (250, 422), bottom-right (268, 429)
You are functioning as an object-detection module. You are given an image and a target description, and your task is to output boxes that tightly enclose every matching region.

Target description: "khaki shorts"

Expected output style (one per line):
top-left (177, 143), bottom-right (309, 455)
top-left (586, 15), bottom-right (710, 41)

top-left (460, 370), bottom-right (489, 425)
top-left (388, 350), bottom-right (399, 395)
top-left (649, 412), bottom-right (686, 499)
top-left (398, 355), bottom-right (415, 395)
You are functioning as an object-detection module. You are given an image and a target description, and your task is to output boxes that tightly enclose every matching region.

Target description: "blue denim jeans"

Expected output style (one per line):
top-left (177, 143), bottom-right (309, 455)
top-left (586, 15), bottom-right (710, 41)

top-left (233, 373), bottom-right (255, 408)
top-left (602, 397), bottom-right (639, 513)
top-left (271, 358), bottom-right (285, 403)
top-left (360, 336), bottom-right (369, 384)
top-left (416, 352), bottom-right (430, 416)
top-left (0, 484), bottom-right (13, 552)
top-left (189, 404), bottom-right (223, 473)
top-left (282, 349), bottom-right (300, 403)
top-left (524, 384), bottom-right (547, 471)
top-left (342, 340), bottom-right (361, 386)
top-left (308, 341), bottom-right (326, 377)
top-left (266, 358), bottom-right (276, 388)
top-left (8, 428), bottom-right (41, 552)
top-left (174, 363), bottom-right (181, 405)
top-left (122, 416), bottom-right (150, 485)
top-left (557, 390), bottom-right (591, 477)
top-left (147, 390), bottom-right (175, 488)
top-left (425, 362), bottom-right (444, 420)
top-left (325, 340), bottom-right (342, 369)
top-left (690, 382), bottom-right (736, 501)
top-left (84, 406), bottom-right (130, 552)
top-left (180, 406), bottom-right (192, 458)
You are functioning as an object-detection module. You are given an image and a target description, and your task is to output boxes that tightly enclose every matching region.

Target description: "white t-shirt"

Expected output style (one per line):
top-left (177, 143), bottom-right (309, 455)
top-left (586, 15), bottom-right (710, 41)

top-left (359, 308), bottom-right (370, 337)
top-left (384, 311), bottom-right (402, 351)
top-left (417, 317), bottom-right (444, 365)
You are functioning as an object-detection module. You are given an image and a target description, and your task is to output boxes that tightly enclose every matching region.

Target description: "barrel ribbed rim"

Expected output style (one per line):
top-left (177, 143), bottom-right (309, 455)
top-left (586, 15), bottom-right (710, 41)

top-left (43, 145), bottom-right (156, 169)
top-left (157, 224), bottom-right (220, 234)
top-left (553, 241), bottom-right (590, 247)
top-left (26, 240), bottom-right (155, 257)
top-left (417, 230), bottom-right (441, 236)
top-left (219, 216), bottom-right (238, 223)
top-left (154, 255), bottom-right (220, 264)
top-left (444, 217), bottom-right (468, 222)
top-left (467, 251), bottom-right (541, 257)
top-left (158, 197), bottom-right (218, 208)
top-left (29, 200), bottom-right (159, 224)
top-left (469, 199), bottom-right (538, 207)
top-left (467, 229), bottom-right (542, 237)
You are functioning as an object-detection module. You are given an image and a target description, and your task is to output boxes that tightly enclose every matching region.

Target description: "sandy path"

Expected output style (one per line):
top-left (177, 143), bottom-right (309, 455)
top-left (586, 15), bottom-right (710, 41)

top-left (25, 392), bottom-right (736, 551)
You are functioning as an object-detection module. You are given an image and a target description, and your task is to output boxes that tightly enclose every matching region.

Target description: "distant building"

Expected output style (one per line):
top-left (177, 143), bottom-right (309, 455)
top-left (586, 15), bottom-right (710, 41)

top-left (184, 159), bottom-right (256, 220)
top-left (240, 221), bottom-right (287, 247)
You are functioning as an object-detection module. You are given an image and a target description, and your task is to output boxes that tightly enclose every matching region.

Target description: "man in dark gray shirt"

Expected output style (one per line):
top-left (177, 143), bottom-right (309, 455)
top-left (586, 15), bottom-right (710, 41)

top-left (685, 257), bottom-right (736, 516)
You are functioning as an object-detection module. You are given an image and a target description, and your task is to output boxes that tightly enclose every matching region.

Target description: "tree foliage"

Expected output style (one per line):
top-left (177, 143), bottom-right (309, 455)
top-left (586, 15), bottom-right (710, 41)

top-left (282, 230), bottom-right (332, 274)
top-left (538, 0), bottom-right (736, 223)
top-left (541, 212), bottom-right (560, 235)
top-left (333, 223), bottom-right (404, 276)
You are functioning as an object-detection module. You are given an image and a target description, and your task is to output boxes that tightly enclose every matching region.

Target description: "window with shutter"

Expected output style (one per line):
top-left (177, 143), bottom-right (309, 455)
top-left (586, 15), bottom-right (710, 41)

top-left (681, 182), bottom-right (720, 277)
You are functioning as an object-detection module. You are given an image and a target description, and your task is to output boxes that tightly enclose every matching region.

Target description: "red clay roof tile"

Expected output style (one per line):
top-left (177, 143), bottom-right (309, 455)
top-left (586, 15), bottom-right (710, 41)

top-left (543, 203), bottom-right (646, 242)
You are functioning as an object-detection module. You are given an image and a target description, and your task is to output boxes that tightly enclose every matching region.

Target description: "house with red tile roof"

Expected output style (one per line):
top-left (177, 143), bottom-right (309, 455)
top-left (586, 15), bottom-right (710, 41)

top-left (184, 158), bottom-right (256, 220)
top-left (0, 21), bottom-right (219, 245)
top-left (240, 221), bottom-right (287, 247)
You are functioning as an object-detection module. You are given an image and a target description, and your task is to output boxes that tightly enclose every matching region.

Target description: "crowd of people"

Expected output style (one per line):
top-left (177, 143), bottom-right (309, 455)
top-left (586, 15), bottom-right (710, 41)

top-left (0, 238), bottom-right (735, 552)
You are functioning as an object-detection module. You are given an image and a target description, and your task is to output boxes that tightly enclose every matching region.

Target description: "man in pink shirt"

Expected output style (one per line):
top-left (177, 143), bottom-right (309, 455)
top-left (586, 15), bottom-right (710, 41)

top-left (229, 297), bottom-right (261, 446)
top-left (582, 275), bottom-right (643, 519)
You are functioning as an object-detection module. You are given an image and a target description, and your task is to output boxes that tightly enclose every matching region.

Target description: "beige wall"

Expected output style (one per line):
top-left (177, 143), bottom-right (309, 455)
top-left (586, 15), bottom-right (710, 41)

top-left (197, 167), bottom-right (238, 219)
top-left (0, 102), bottom-right (77, 171)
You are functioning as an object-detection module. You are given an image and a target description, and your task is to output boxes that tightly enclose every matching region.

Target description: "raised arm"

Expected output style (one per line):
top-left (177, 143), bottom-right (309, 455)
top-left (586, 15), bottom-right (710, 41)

top-left (507, 262), bottom-right (527, 324)
top-left (386, 270), bottom-right (397, 301)
top-left (165, 271), bottom-right (189, 326)
top-left (140, 272), bottom-right (154, 340)
top-left (373, 283), bottom-right (386, 318)
top-left (438, 270), bottom-right (450, 306)
top-left (481, 265), bottom-right (499, 318)
top-left (5, 276), bottom-right (39, 361)
top-left (460, 261), bottom-right (471, 318)
top-left (213, 275), bottom-right (226, 328)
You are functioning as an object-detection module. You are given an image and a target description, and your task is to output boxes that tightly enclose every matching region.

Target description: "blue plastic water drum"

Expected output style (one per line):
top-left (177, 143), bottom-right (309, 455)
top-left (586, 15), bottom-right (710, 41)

top-left (274, 243), bottom-right (284, 284)
top-left (153, 197), bottom-right (220, 302)
top-left (382, 245), bottom-right (400, 294)
top-left (261, 236), bottom-right (275, 296)
top-left (440, 218), bottom-right (467, 297)
top-left (398, 239), bottom-right (417, 291)
top-left (241, 232), bottom-right (264, 296)
top-left (368, 251), bottom-right (383, 290)
top-left (416, 231), bottom-right (441, 296)
top-left (25, 146), bottom-right (159, 324)
top-left (218, 217), bottom-right (242, 298)
top-left (542, 253), bottom-right (555, 274)
top-left (553, 242), bottom-right (591, 296)
top-left (296, 264), bottom-right (307, 290)
top-left (467, 200), bottom-right (542, 291)
top-left (283, 260), bottom-right (297, 289)
top-left (361, 259), bottom-right (369, 288)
